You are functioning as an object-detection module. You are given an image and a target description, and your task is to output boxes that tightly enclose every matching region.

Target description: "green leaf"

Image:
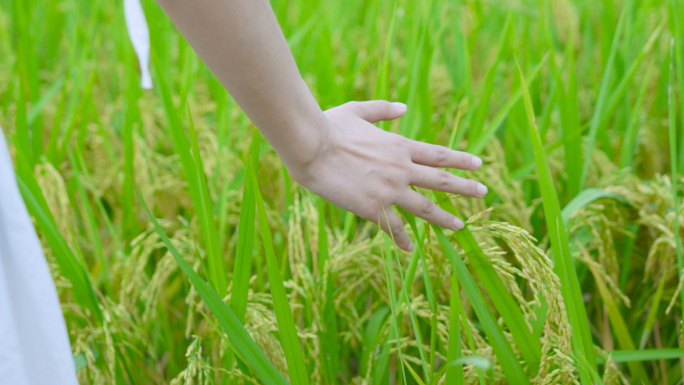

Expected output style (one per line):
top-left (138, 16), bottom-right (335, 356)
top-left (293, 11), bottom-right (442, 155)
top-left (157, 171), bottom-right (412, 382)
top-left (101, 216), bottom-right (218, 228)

top-left (586, 258), bottom-right (649, 382)
top-left (374, 230), bottom-right (408, 385)
top-left (442, 356), bottom-right (493, 373)
top-left (515, 58), bottom-right (597, 379)
top-left (445, 245), bottom-right (463, 385)
top-left (136, 190), bottom-right (287, 384)
top-left (400, 211), bottom-right (439, 377)
top-left (539, 5), bottom-right (582, 199)
top-left (230, 130), bottom-right (260, 324)
top-left (433, 226), bottom-right (530, 385)
top-left (600, 349), bottom-right (684, 363)
top-left (580, 0), bottom-right (632, 191)
top-left (466, 53), bottom-right (549, 157)
top-left (619, 61), bottom-right (654, 169)
top-left (223, 130), bottom-right (261, 379)
top-left (561, 188), bottom-right (628, 226)
top-left (248, 157), bottom-right (310, 385)
top-left (639, 275), bottom-right (667, 349)
top-left (17, 175), bottom-right (102, 322)
top-left (668, 35), bottom-right (684, 346)
top-left (434, 191), bottom-right (541, 373)
top-left (318, 198), bottom-right (340, 384)
top-left (55, 70), bottom-right (96, 166)
top-left (384, 219), bottom-right (430, 382)
top-left (122, 56), bottom-right (140, 241)
top-left (467, 15), bottom-right (513, 143)
top-left (27, 74), bottom-right (65, 126)
top-left (68, 149), bottom-right (109, 294)
top-left (74, 349), bottom-right (99, 372)
top-left (153, 58), bottom-right (227, 297)
top-left (359, 306), bottom-right (390, 377)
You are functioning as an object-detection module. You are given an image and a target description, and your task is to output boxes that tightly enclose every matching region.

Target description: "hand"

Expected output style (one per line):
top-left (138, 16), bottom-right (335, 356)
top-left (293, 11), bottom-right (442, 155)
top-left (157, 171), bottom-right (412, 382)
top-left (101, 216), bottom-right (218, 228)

top-left (288, 100), bottom-right (487, 252)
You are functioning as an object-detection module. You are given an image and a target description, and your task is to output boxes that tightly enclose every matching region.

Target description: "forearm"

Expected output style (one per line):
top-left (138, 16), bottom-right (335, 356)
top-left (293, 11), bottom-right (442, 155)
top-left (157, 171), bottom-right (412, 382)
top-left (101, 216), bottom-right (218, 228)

top-left (156, 0), bottom-right (325, 170)
top-left (156, 0), bottom-right (487, 252)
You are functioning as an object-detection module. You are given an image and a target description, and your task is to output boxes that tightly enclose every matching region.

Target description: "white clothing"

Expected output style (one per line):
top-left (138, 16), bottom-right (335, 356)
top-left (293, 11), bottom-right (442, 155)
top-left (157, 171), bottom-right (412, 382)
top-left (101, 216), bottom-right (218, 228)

top-left (0, 2), bottom-right (151, 383)
top-left (0, 131), bottom-right (78, 385)
top-left (124, 0), bottom-right (153, 89)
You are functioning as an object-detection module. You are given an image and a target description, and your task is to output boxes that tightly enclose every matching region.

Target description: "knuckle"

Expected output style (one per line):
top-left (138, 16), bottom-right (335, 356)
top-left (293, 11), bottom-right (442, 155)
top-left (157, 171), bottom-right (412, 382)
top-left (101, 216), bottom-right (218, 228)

top-left (421, 198), bottom-right (434, 215)
top-left (454, 151), bottom-right (467, 166)
top-left (344, 101), bottom-right (360, 111)
top-left (390, 221), bottom-right (404, 235)
top-left (380, 100), bottom-right (393, 111)
top-left (435, 146), bottom-right (447, 164)
top-left (468, 179), bottom-right (479, 196)
top-left (437, 170), bottom-right (451, 188)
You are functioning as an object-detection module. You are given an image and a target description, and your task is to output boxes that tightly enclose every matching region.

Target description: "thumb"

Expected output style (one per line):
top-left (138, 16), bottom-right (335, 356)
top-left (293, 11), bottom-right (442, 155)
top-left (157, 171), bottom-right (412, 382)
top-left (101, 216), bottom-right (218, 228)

top-left (346, 100), bottom-right (407, 123)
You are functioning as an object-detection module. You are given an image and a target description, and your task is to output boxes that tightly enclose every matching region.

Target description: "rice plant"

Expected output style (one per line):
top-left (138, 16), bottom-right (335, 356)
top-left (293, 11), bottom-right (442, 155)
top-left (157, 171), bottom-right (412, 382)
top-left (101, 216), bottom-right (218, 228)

top-left (2, 0), bottom-right (684, 383)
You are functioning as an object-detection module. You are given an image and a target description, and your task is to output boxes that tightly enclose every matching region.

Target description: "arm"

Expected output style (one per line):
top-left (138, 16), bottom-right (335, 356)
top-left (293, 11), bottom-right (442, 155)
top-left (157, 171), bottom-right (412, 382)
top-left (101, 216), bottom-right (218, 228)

top-left (156, 0), bottom-right (488, 251)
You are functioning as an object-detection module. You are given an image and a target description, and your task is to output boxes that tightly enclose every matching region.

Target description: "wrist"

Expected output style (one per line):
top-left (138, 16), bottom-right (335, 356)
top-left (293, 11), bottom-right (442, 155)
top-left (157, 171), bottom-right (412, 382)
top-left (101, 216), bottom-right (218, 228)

top-left (276, 111), bottom-right (330, 184)
top-left (261, 78), bottom-right (329, 182)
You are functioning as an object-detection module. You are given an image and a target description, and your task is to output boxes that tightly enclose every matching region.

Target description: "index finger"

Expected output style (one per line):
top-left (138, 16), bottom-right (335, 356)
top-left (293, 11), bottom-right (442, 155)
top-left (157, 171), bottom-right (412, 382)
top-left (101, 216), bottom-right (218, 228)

top-left (409, 141), bottom-right (483, 170)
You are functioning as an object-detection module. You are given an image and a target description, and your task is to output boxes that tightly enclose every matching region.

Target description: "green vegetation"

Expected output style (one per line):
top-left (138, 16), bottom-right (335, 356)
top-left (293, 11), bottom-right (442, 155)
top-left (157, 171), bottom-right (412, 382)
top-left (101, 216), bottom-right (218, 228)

top-left (2, 0), bottom-right (684, 383)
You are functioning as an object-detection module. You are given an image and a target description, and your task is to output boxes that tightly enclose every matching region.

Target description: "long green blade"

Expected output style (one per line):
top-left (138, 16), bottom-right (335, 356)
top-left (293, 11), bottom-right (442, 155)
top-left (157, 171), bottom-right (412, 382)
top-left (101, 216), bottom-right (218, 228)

top-left (580, 0), bottom-right (631, 190)
top-left (249, 157), bottom-right (310, 385)
top-left (230, 130), bottom-right (260, 323)
top-left (668, 37), bottom-right (684, 352)
top-left (318, 198), bottom-right (340, 384)
top-left (561, 188), bottom-right (627, 226)
top-left (153, 58), bottom-right (227, 297)
top-left (434, 191), bottom-right (541, 372)
top-left (17, 175), bottom-right (102, 322)
top-left (384, 216), bottom-right (430, 382)
top-left (445, 248), bottom-right (463, 385)
top-left (515, 58), bottom-right (597, 378)
top-left (601, 349), bottom-right (684, 363)
top-left (433, 226), bottom-right (529, 385)
top-left (587, 259), bottom-right (649, 382)
top-left (137, 190), bottom-right (287, 384)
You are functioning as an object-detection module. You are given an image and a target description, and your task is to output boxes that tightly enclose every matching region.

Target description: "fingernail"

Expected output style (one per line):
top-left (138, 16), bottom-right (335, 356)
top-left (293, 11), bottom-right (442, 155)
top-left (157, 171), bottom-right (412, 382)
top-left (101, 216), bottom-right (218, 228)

top-left (407, 241), bottom-right (415, 251)
top-left (453, 217), bottom-right (464, 230)
top-left (477, 183), bottom-right (488, 197)
top-left (393, 102), bottom-right (407, 112)
top-left (471, 156), bottom-right (483, 169)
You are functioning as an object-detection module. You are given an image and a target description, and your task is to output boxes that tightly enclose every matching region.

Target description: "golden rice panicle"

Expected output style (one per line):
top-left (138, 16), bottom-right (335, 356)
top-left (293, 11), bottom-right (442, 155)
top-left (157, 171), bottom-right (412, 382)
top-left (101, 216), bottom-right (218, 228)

top-left (35, 161), bottom-right (76, 244)
top-left (469, 218), bottom-right (575, 384)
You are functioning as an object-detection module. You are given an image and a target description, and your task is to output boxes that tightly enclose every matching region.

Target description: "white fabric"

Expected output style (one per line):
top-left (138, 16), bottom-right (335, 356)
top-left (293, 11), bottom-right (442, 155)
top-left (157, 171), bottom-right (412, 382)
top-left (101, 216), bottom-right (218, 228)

top-left (124, 0), bottom-right (153, 89)
top-left (0, 131), bottom-right (78, 385)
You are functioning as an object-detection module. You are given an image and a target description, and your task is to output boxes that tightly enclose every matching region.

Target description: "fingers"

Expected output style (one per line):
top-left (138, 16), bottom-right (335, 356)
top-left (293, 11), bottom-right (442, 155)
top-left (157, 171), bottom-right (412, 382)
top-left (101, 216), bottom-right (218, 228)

top-left (376, 208), bottom-right (414, 252)
top-left (396, 189), bottom-right (464, 231)
top-left (345, 100), bottom-right (407, 123)
top-left (409, 141), bottom-right (482, 170)
top-left (409, 165), bottom-right (488, 198)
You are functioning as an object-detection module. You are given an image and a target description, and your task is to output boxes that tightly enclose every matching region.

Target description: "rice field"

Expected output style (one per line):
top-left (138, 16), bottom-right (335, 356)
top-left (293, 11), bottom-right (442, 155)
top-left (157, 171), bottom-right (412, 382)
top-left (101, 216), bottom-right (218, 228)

top-left (2, 0), bottom-right (684, 383)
